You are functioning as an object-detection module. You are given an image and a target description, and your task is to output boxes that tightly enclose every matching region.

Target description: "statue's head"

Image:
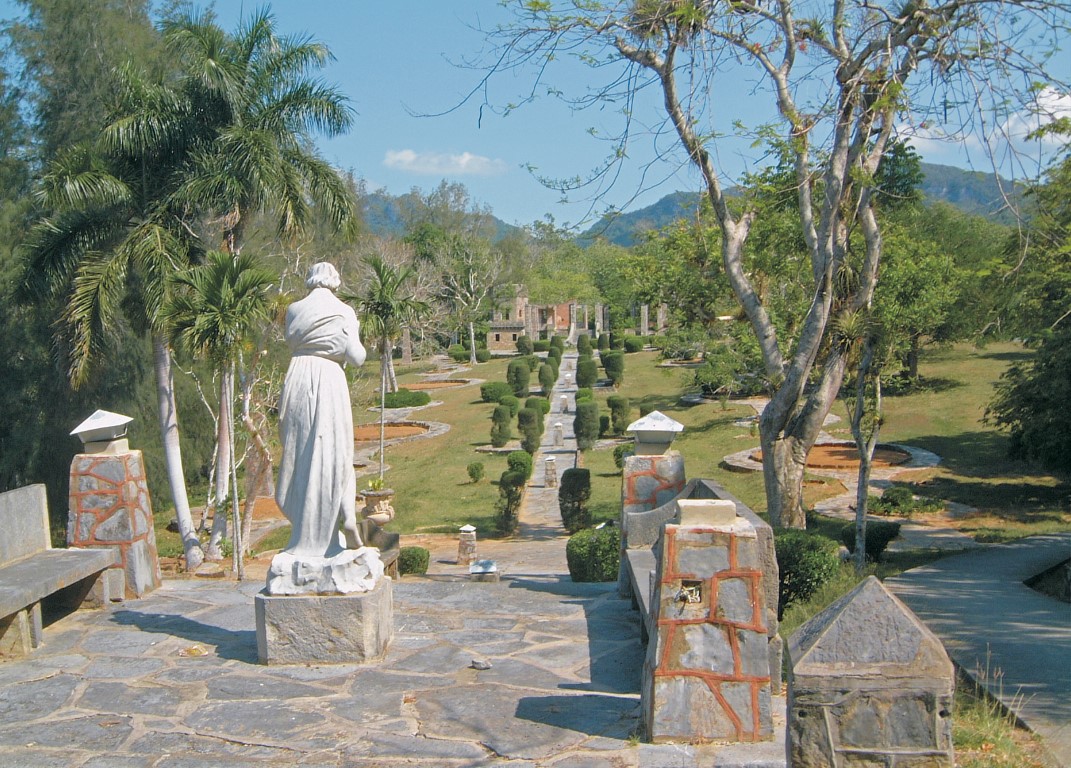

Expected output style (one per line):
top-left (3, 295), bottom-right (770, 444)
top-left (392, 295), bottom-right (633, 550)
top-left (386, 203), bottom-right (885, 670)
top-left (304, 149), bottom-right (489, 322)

top-left (306, 262), bottom-right (341, 291)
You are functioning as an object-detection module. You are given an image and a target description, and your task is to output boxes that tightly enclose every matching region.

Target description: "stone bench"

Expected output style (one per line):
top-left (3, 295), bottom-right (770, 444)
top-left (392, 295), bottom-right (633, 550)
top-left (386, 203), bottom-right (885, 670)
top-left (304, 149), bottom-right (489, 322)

top-left (0, 485), bottom-right (118, 657)
top-left (366, 525), bottom-right (400, 579)
top-left (619, 478), bottom-right (782, 689)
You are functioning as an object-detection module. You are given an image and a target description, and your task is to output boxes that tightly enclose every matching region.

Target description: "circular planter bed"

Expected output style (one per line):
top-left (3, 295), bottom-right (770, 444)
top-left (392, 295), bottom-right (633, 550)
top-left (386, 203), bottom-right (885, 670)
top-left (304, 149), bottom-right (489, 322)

top-left (401, 379), bottom-right (470, 391)
top-left (354, 422), bottom-right (430, 443)
top-left (750, 441), bottom-right (911, 470)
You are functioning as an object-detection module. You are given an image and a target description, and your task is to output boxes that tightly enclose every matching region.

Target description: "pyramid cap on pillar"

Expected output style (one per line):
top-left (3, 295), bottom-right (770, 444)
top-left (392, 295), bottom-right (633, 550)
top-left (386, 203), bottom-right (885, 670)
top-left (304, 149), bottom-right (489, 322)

top-left (71, 409), bottom-right (133, 445)
top-left (626, 410), bottom-right (683, 454)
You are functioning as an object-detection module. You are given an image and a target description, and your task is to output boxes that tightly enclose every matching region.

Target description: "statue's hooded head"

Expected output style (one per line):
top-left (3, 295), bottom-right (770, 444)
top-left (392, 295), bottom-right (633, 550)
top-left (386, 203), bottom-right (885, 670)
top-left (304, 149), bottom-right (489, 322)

top-left (306, 262), bottom-right (341, 291)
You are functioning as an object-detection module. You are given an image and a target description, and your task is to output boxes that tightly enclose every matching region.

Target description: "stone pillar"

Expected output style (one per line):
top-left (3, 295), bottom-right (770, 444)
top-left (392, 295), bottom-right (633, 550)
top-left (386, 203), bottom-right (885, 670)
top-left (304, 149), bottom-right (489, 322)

top-left (554, 422), bottom-right (564, 447)
top-left (68, 449), bottom-right (161, 598)
top-left (457, 525), bottom-right (477, 565)
top-left (560, 395), bottom-right (569, 414)
top-left (657, 303), bottom-right (669, 331)
top-left (641, 504), bottom-right (773, 743)
top-left (786, 576), bottom-right (955, 767)
top-left (640, 304), bottom-right (650, 336)
top-left (544, 457), bottom-right (558, 488)
top-left (594, 304), bottom-right (604, 335)
top-left (621, 451), bottom-right (686, 518)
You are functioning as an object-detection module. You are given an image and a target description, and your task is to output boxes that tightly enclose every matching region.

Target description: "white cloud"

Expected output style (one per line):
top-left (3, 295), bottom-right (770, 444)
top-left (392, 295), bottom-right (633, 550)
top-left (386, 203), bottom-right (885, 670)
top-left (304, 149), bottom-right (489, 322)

top-left (1000, 87), bottom-right (1071, 145)
top-left (383, 149), bottom-right (509, 176)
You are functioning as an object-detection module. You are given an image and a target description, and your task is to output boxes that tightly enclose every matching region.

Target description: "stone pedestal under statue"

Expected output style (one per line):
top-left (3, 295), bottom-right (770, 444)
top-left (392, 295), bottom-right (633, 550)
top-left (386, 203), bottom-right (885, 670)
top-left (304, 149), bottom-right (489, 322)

top-left (256, 578), bottom-right (393, 665)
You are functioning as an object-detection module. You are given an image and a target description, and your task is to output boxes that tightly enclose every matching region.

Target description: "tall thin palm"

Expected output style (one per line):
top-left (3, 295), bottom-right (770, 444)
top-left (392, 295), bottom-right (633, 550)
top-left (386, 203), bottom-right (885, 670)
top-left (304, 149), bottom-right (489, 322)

top-left (162, 8), bottom-right (356, 255)
top-left (19, 65), bottom-right (212, 570)
top-left (163, 251), bottom-right (276, 570)
top-left (350, 254), bottom-right (429, 480)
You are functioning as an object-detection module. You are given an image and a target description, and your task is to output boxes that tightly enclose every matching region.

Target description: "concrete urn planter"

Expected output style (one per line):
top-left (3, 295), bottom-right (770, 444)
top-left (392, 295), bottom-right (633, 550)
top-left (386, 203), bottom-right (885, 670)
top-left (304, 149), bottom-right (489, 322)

top-left (360, 489), bottom-right (395, 527)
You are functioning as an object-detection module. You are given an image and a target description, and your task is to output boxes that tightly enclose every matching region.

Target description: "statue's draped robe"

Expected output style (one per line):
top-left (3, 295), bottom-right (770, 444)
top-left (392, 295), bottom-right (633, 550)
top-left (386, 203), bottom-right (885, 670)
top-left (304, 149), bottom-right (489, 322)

top-left (276, 288), bottom-right (366, 559)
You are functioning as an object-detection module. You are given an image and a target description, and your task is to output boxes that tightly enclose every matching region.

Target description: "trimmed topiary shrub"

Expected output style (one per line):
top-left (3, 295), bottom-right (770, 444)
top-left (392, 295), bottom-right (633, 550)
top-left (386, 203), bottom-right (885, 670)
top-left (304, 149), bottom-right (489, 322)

top-left (383, 388), bottom-right (431, 409)
top-left (538, 363), bottom-right (555, 395)
top-left (868, 486), bottom-right (943, 517)
top-left (774, 531), bottom-right (841, 619)
top-left (550, 335), bottom-right (565, 352)
top-left (841, 520), bottom-right (902, 562)
top-left (524, 354), bottom-right (541, 371)
top-left (500, 395), bottom-right (521, 417)
top-left (507, 449), bottom-right (533, 480)
top-left (575, 387), bottom-right (593, 403)
top-left (597, 333), bottom-right (610, 351)
top-left (613, 443), bottom-right (633, 471)
top-left (518, 408), bottom-right (542, 454)
top-left (490, 404), bottom-right (512, 447)
top-left (607, 395), bottom-right (630, 435)
top-left (558, 468), bottom-right (592, 533)
top-left (602, 350), bottom-right (625, 387)
top-left (398, 546), bottom-right (430, 576)
top-left (576, 357), bottom-right (599, 389)
top-left (577, 334), bottom-right (592, 356)
top-left (526, 396), bottom-right (551, 416)
top-left (574, 400), bottom-right (600, 451)
top-left (516, 335), bottom-right (533, 356)
top-left (448, 343), bottom-right (469, 362)
top-left (566, 525), bottom-right (619, 582)
top-left (609, 332), bottom-right (624, 350)
top-left (466, 461), bottom-right (485, 483)
top-left (481, 381), bottom-right (513, 403)
top-left (547, 345), bottom-right (562, 366)
top-left (475, 348), bottom-right (491, 363)
top-left (623, 335), bottom-right (644, 353)
top-left (506, 359), bottom-right (531, 397)
top-left (533, 339), bottom-right (551, 352)
top-left (495, 470), bottom-right (526, 535)
top-left (599, 414), bottom-right (610, 436)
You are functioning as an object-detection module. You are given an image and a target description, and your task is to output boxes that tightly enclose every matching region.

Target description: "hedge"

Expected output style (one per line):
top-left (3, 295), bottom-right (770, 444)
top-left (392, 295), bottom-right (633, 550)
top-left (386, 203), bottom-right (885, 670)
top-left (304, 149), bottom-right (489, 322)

top-left (597, 333), bottom-right (610, 351)
top-left (475, 348), bottom-right (491, 363)
top-left (533, 339), bottom-right (551, 352)
top-left (526, 396), bottom-right (551, 416)
top-left (623, 335), bottom-right (644, 353)
top-left (480, 380), bottom-right (513, 403)
top-left (841, 520), bottom-right (902, 562)
top-left (516, 335), bottom-right (533, 355)
top-left (383, 388), bottom-right (431, 409)
top-left (566, 526), bottom-right (620, 582)
top-left (774, 531), bottom-right (841, 619)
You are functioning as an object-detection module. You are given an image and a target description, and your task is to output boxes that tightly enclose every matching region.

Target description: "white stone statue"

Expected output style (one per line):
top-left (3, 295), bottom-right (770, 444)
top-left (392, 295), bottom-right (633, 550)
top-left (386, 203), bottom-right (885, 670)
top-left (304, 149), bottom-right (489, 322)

top-left (268, 262), bottom-right (385, 595)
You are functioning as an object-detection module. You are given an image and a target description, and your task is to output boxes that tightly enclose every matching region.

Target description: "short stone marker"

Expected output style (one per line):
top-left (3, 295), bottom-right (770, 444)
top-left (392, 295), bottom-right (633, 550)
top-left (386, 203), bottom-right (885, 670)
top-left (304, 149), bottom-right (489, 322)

top-left (559, 395), bottom-right (569, 414)
top-left (544, 457), bottom-right (558, 488)
top-left (469, 559), bottom-right (499, 582)
top-left (787, 576), bottom-right (954, 767)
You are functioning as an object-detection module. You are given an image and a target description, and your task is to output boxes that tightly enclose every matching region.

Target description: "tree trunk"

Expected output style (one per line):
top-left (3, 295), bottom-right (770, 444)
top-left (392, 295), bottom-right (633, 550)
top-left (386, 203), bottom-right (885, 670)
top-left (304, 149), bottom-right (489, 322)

top-left (851, 341), bottom-right (883, 573)
top-left (152, 335), bottom-right (204, 570)
top-left (207, 366), bottom-right (233, 560)
top-left (759, 431), bottom-right (809, 529)
top-left (468, 322), bottom-right (477, 366)
top-left (401, 326), bottom-right (413, 365)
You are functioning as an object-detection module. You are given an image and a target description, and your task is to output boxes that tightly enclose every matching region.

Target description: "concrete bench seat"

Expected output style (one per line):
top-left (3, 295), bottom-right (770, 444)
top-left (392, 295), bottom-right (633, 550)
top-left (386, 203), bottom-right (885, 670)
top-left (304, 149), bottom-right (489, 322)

top-left (0, 485), bottom-right (118, 657)
top-left (623, 548), bottom-right (656, 641)
top-left (367, 527), bottom-right (400, 579)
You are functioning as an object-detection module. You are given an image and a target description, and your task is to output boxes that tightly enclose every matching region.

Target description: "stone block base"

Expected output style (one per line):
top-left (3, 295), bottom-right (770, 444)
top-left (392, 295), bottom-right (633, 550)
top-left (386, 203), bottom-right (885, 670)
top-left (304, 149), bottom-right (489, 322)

top-left (255, 579), bottom-right (393, 665)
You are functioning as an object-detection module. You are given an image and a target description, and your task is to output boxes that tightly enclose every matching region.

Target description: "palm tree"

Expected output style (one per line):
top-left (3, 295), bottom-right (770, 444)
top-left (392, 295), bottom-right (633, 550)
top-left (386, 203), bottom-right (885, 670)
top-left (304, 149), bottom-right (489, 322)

top-left (163, 251), bottom-right (276, 572)
top-left (20, 66), bottom-right (213, 571)
top-left (161, 8), bottom-right (356, 257)
top-left (351, 254), bottom-right (429, 481)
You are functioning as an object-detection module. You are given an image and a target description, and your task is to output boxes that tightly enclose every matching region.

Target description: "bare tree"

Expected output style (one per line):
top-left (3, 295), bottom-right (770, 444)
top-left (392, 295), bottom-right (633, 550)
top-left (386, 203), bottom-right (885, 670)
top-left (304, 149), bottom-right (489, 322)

top-left (439, 236), bottom-right (505, 365)
top-left (479, 0), bottom-right (1069, 527)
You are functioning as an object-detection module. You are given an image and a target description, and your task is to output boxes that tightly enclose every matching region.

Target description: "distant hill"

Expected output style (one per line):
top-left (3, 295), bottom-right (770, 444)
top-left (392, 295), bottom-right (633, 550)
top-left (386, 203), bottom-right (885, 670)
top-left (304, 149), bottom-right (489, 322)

top-left (579, 162), bottom-right (1025, 247)
top-left (358, 189), bottom-right (520, 242)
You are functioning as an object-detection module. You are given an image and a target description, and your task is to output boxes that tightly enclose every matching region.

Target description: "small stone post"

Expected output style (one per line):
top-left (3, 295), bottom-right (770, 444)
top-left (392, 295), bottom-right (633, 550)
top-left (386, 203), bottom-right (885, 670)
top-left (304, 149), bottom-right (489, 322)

top-left (544, 457), bottom-right (558, 488)
top-left (457, 524), bottom-right (477, 565)
top-left (560, 395), bottom-right (569, 414)
top-left (641, 500), bottom-right (773, 742)
top-left (554, 422), bottom-right (564, 447)
top-left (68, 410), bottom-right (161, 599)
top-left (787, 576), bottom-right (955, 767)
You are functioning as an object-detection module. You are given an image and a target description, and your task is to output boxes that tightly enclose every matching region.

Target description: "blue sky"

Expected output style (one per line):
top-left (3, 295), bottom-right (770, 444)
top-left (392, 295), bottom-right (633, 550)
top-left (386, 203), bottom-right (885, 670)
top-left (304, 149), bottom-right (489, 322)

top-left (3, 1), bottom-right (1068, 228)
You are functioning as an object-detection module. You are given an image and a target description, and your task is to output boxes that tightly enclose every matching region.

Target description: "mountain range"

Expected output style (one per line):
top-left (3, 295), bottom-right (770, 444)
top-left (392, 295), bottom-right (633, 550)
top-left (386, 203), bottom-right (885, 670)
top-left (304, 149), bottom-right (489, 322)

top-left (358, 162), bottom-right (1024, 248)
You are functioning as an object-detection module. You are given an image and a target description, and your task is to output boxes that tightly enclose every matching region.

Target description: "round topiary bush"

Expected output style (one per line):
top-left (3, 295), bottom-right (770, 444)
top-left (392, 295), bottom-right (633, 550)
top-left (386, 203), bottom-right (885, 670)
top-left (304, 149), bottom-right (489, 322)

top-left (597, 333), bottom-right (610, 351)
top-left (526, 396), bottom-right (550, 416)
top-left (495, 470), bottom-right (526, 535)
top-left (607, 394), bottom-right (630, 435)
top-left (398, 546), bottom-right (430, 576)
top-left (566, 525), bottom-right (620, 582)
top-left (507, 449), bottom-right (534, 480)
top-left (623, 335), bottom-right (644, 353)
top-left (574, 387), bottom-right (594, 403)
top-left (613, 443), bottom-right (633, 471)
top-left (602, 350), bottom-right (625, 387)
top-left (574, 400), bottom-right (600, 451)
top-left (481, 380), bottom-right (513, 403)
top-left (841, 520), bottom-right (902, 562)
top-left (550, 335), bottom-right (565, 352)
top-left (576, 358), bottom-right (599, 389)
top-left (516, 335), bottom-right (533, 355)
top-left (382, 388), bottom-right (432, 409)
top-left (524, 354), bottom-right (541, 371)
top-left (577, 334), bottom-right (592, 356)
top-left (500, 395), bottom-right (521, 417)
top-left (538, 363), bottom-right (555, 395)
top-left (517, 408), bottom-right (542, 454)
top-left (448, 344), bottom-right (469, 362)
top-left (475, 348), bottom-right (491, 363)
top-left (774, 531), bottom-right (841, 618)
top-left (533, 339), bottom-right (551, 352)
top-left (466, 461), bottom-right (485, 483)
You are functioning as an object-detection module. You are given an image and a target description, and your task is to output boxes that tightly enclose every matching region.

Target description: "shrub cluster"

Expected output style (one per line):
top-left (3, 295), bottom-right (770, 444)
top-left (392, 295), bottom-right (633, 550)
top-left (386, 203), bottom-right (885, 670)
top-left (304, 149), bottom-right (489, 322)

top-left (774, 531), bottom-right (841, 619)
top-left (518, 408), bottom-right (542, 454)
top-left (398, 546), bottom-right (430, 576)
top-left (507, 450), bottom-right (533, 480)
top-left (507, 359), bottom-right (531, 397)
top-left (609, 332), bottom-right (624, 350)
top-left (574, 400), bottom-right (600, 451)
top-left (533, 339), bottom-right (551, 352)
top-left (607, 395), bottom-right (630, 435)
top-left (500, 395), bottom-right (520, 417)
top-left (612, 443), bottom-right (633, 471)
top-left (475, 348), bottom-right (491, 363)
top-left (566, 525), bottom-right (620, 582)
top-left (524, 354), bottom-right (541, 371)
top-left (382, 388), bottom-right (431, 409)
top-left (623, 335), bottom-right (644, 353)
top-left (576, 358), bottom-right (599, 389)
top-left (516, 335), bottom-right (533, 356)
top-left (490, 404), bottom-right (512, 447)
top-left (868, 486), bottom-right (943, 517)
top-left (575, 387), bottom-right (594, 403)
top-left (447, 344), bottom-right (469, 363)
top-left (841, 520), bottom-right (902, 562)
top-left (481, 381), bottom-right (513, 403)
top-left (495, 470), bottom-right (526, 535)
top-left (466, 461), bottom-right (485, 483)
top-left (526, 396), bottom-right (550, 415)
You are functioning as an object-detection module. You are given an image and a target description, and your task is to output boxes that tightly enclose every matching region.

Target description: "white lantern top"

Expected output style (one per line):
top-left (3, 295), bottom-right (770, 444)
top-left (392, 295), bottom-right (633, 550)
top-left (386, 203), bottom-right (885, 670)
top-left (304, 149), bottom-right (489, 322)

top-left (627, 410), bottom-right (684, 454)
top-left (71, 409), bottom-right (133, 446)
top-left (459, 524), bottom-right (476, 533)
